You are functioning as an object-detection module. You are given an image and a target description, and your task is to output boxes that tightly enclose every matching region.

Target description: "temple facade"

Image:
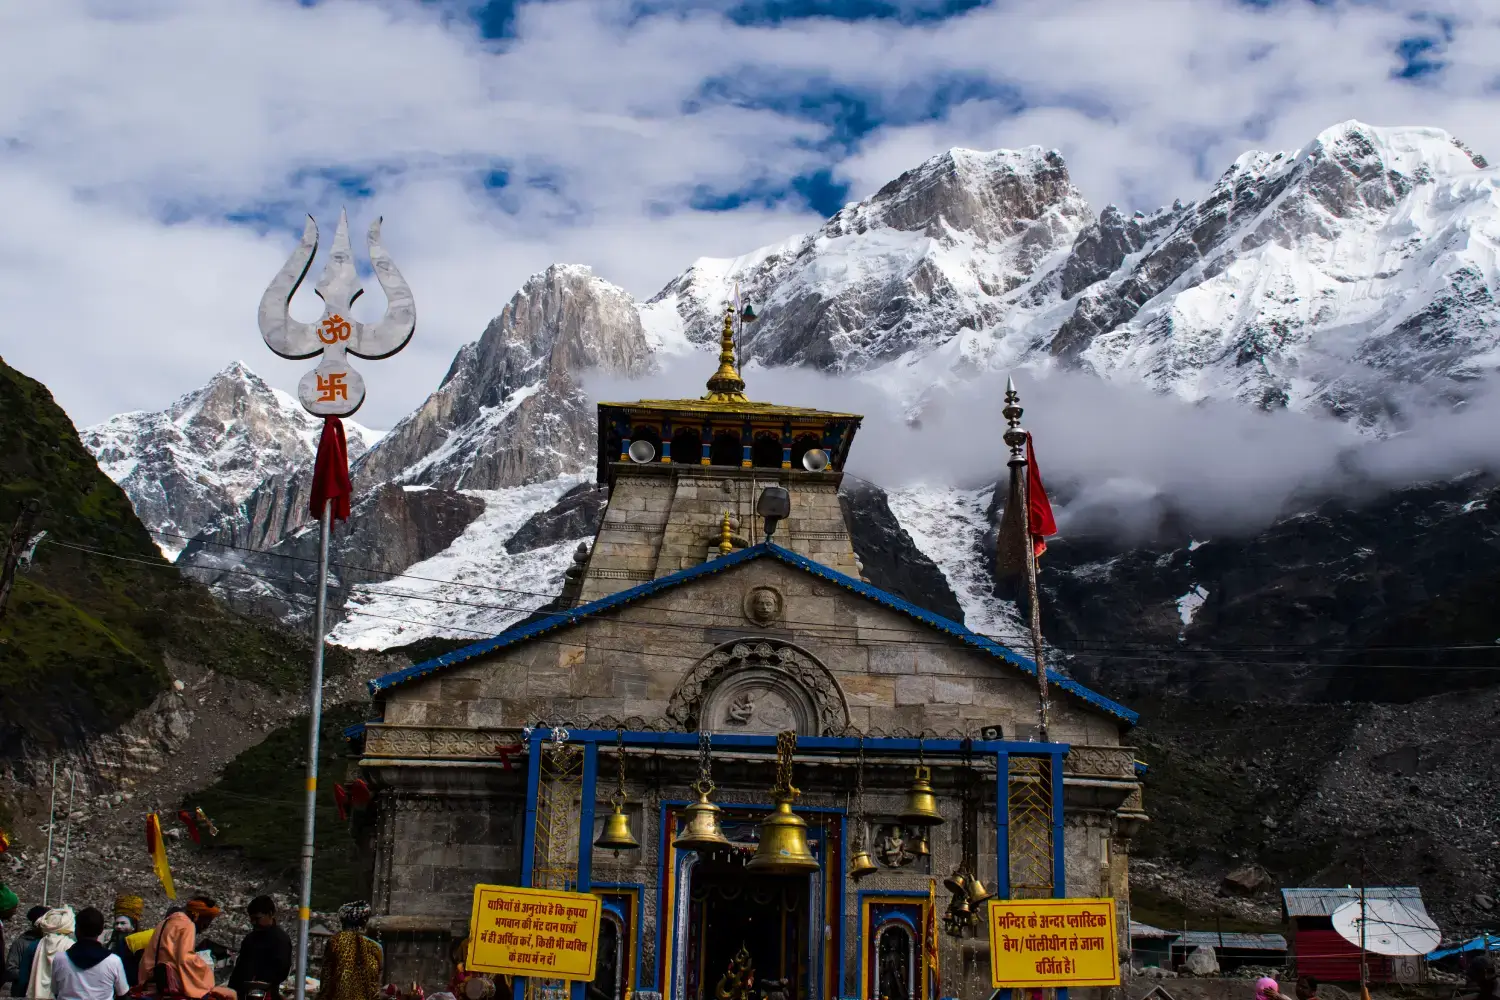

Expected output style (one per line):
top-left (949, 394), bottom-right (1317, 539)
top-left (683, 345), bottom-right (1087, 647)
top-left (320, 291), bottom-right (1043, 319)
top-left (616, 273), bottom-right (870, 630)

top-left (355, 307), bottom-right (1146, 1000)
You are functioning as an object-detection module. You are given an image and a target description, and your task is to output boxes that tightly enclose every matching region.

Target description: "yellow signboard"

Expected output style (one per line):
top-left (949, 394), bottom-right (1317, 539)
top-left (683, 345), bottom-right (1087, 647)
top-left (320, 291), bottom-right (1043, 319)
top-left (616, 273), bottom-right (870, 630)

top-left (987, 897), bottom-right (1120, 988)
top-left (466, 885), bottom-right (602, 981)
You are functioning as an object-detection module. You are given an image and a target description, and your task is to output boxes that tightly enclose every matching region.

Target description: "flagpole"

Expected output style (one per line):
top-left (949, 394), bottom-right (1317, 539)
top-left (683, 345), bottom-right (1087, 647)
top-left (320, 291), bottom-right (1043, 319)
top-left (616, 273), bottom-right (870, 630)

top-left (294, 496), bottom-right (332, 1000)
top-left (1002, 379), bottom-right (1049, 742)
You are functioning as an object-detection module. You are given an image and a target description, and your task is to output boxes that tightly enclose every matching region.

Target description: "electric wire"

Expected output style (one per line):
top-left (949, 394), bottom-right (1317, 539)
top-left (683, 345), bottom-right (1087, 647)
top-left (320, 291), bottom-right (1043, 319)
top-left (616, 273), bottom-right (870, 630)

top-left (43, 518), bottom-right (1500, 660)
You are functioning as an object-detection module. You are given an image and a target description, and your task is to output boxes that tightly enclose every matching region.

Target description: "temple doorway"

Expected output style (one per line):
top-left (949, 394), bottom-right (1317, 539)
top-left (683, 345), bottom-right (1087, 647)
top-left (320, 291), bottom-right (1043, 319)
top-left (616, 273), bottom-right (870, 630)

top-left (686, 859), bottom-right (808, 1000)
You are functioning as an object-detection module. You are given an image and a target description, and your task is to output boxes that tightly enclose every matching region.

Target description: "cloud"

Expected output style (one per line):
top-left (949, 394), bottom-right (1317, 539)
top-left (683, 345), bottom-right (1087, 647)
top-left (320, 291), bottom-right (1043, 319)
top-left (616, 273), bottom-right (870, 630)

top-left (583, 357), bottom-right (1500, 542)
top-left (3, 0), bottom-right (1500, 432)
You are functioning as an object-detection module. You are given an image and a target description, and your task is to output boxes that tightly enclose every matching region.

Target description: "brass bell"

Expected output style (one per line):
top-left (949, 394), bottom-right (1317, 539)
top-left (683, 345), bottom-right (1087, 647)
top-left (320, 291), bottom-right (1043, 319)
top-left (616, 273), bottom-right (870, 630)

top-left (900, 765), bottom-right (944, 826)
top-left (848, 848), bottom-right (878, 880)
top-left (674, 782), bottom-right (731, 852)
top-left (912, 832), bottom-right (929, 857)
top-left (594, 800), bottom-right (639, 853)
top-left (943, 872), bottom-right (969, 897)
top-left (746, 792), bottom-right (819, 874)
top-left (965, 877), bottom-right (995, 906)
top-left (949, 894), bottom-right (971, 918)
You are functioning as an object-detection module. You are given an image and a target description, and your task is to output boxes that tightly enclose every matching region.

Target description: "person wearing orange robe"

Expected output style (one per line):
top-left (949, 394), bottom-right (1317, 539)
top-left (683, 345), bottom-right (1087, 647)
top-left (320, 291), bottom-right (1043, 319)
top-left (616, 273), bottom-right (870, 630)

top-left (137, 897), bottom-right (234, 1000)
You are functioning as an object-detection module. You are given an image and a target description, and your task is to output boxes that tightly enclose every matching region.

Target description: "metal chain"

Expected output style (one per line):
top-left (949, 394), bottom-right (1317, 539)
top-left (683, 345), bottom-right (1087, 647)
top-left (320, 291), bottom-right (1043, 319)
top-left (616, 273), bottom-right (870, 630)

top-left (960, 737), bottom-right (976, 873)
top-left (695, 728), bottom-right (715, 795)
top-left (614, 727), bottom-right (627, 804)
top-left (774, 730), bottom-right (796, 795)
top-left (853, 734), bottom-right (867, 850)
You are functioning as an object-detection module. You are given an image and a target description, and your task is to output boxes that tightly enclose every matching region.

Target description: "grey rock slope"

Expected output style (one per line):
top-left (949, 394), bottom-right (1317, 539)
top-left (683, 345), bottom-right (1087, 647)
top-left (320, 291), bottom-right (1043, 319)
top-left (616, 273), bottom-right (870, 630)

top-left (81, 362), bottom-right (375, 554)
top-left (356, 264), bottom-right (652, 490)
top-left (649, 146), bottom-right (1091, 371)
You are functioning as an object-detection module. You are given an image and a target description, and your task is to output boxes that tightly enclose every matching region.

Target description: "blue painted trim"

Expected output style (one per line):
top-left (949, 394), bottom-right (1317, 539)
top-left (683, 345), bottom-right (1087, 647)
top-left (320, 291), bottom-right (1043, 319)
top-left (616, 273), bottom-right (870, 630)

top-left (518, 728), bottom-right (1070, 758)
top-left (1051, 750), bottom-right (1068, 1000)
top-left (365, 543), bottom-right (1137, 725)
top-left (572, 743), bottom-right (599, 1000)
top-left (342, 722), bottom-right (367, 739)
top-left (515, 730), bottom-right (544, 1000)
top-left (836, 811), bottom-right (848, 998)
top-left (591, 882), bottom-right (648, 990)
top-left (1050, 751), bottom-right (1066, 897)
top-left (994, 752), bottom-right (1010, 900)
top-left (855, 890), bottom-right (927, 1000)
top-left (1134, 760), bottom-right (1149, 777)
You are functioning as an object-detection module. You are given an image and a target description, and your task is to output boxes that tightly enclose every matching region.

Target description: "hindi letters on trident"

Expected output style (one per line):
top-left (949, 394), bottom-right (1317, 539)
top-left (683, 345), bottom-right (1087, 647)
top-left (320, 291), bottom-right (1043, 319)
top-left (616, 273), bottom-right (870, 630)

top-left (987, 898), bottom-right (1120, 988)
top-left (466, 885), bottom-right (602, 981)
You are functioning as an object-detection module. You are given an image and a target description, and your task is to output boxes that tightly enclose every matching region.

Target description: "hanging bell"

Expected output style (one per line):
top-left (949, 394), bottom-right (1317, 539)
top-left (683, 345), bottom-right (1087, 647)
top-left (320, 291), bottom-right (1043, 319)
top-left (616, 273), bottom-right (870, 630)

top-left (848, 847), bottom-right (878, 880)
top-left (746, 792), bottom-right (819, 875)
top-left (912, 833), bottom-right (930, 857)
top-left (965, 877), bottom-right (995, 906)
top-left (943, 872), bottom-right (969, 897)
top-left (674, 783), bottom-right (731, 852)
top-left (900, 765), bottom-right (944, 826)
top-left (594, 800), bottom-right (639, 853)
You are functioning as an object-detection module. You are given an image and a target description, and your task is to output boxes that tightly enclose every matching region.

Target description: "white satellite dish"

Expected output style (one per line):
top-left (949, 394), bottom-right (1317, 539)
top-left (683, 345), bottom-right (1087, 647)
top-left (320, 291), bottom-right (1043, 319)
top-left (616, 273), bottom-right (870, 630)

top-left (1331, 898), bottom-right (1441, 956)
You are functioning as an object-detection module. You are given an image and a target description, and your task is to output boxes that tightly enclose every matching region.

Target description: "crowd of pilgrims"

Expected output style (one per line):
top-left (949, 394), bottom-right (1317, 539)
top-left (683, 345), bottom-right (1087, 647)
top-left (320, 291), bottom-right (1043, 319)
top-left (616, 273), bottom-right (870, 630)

top-left (0, 886), bottom-right (405, 1000)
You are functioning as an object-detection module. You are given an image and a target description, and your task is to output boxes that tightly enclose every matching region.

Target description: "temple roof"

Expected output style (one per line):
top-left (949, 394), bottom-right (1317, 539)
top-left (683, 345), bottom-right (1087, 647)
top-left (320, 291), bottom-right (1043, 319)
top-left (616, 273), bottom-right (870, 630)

top-left (367, 541), bottom-right (1138, 726)
top-left (596, 398), bottom-right (860, 419)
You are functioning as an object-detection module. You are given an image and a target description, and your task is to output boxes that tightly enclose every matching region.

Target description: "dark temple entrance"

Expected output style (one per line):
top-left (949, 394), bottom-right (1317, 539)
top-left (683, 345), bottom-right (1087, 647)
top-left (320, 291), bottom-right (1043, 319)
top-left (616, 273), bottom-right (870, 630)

top-left (687, 860), bottom-right (808, 1000)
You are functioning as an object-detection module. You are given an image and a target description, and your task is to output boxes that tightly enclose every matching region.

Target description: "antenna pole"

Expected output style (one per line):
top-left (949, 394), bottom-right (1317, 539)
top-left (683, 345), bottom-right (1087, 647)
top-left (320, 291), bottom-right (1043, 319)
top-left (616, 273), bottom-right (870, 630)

top-left (1359, 855), bottom-right (1369, 998)
top-left (42, 760), bottom-right (57, 906)
top-left (58, 768), bottom-right (76, 906)
top-left (1003, 379), bottom-right (1048, 741)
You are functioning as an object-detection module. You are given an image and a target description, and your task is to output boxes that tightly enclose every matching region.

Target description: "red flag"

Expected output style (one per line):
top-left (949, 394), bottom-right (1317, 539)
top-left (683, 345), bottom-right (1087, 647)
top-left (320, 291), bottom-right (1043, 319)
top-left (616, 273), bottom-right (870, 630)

top-left (176, 809), bottom-right (202, 845)
top-left (1025, 434), bottom-right (1057, 557)
top-left (997, 432), bottom-right (1059, 578)
top-left (310, 417), bottom-right (352, 522)
top-left (348, 778), bottom-right (372, 809)
top-left (333, 784), bottom-right (349, 821)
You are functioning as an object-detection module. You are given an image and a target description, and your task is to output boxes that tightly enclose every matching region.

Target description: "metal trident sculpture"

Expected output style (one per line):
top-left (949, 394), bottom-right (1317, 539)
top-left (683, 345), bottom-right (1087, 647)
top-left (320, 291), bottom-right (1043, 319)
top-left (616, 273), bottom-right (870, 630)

top-left (258, 208), bottom-right (416, 417)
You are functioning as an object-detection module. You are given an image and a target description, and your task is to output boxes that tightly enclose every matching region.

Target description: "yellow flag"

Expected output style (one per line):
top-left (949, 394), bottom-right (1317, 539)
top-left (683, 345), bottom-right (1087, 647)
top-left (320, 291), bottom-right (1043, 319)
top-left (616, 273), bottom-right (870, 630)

top-left (145, 813), bottom-right (176, 900)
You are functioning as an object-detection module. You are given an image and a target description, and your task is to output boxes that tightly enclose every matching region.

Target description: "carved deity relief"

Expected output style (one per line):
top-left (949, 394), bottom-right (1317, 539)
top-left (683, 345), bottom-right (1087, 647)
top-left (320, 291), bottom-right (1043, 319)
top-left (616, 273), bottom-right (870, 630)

top-left (743, 586), bottom-right (783, 626)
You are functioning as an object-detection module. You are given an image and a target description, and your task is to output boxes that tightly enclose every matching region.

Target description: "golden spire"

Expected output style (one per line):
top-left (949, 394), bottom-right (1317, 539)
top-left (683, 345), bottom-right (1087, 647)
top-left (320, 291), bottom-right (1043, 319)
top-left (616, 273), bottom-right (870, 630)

top-left (719, 511), bottom-right (734, 556)
top-left (703, 302), bottom-right (748, 403)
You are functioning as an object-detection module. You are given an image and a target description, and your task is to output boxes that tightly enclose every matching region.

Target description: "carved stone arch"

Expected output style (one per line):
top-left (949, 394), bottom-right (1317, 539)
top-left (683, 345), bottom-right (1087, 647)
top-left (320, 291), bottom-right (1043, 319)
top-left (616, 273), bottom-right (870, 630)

top-left (667, 639), bottom-right (849, 736)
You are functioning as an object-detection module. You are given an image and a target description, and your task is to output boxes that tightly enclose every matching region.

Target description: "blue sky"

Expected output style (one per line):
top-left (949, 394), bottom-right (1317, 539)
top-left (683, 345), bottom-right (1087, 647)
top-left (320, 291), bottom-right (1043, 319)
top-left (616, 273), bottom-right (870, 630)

top-left (2, 0), bottom-right (1498, 427)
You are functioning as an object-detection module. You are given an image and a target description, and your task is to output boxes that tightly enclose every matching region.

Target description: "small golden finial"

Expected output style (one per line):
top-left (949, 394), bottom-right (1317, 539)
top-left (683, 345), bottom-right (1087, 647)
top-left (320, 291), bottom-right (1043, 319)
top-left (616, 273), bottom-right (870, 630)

top-left (703, 302), bottom-right (748, 403)
top-left (719, 511), bottom-right (734, 556)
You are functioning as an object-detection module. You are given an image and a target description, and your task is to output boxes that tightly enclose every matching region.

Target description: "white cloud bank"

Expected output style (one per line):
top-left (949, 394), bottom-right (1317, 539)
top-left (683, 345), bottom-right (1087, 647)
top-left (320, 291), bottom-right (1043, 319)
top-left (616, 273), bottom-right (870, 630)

top-left (3, 0), bottom-right (1499, 430)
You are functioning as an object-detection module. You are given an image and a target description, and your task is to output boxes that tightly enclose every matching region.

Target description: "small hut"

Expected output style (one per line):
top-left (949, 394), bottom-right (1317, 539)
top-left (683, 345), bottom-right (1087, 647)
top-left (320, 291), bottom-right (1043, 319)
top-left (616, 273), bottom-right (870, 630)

top-left (1169, 931), bottom-right (1287, 972)
top-left (1130, 922), bottom-right (1179, 969)
top-left (1281, 887), bottom-right (1432, 983)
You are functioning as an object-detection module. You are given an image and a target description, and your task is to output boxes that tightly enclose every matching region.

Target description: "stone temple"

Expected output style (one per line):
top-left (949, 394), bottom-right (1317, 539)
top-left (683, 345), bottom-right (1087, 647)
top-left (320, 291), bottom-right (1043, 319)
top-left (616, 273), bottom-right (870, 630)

top-left (354, 305), bottom-right (1146, 1000)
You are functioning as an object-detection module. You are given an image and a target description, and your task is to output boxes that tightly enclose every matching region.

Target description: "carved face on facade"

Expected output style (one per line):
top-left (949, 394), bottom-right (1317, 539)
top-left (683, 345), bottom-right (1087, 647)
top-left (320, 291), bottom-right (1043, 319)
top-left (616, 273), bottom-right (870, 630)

top-left (744, 586), bottom-right (782, 626)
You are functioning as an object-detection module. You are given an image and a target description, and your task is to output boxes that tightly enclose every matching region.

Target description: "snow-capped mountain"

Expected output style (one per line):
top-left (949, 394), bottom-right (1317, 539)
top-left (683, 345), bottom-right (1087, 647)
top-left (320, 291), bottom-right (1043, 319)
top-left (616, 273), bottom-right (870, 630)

top-left (97, 119), bottom-right (1500, 652)
top-left (655, 121), bottom-right (1500, 427)
top-left (81, 362), bottom-right (379, 555)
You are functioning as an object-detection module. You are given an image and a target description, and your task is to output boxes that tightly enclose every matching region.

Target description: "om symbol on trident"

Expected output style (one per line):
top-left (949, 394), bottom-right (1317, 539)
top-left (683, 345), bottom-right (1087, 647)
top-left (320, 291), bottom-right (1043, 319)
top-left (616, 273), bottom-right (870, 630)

top-left (257, 207), bottom-right (415, 417)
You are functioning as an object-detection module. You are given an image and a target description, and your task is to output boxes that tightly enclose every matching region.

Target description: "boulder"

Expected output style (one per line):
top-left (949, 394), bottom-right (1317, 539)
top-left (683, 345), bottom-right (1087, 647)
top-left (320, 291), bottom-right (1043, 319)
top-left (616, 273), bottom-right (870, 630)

top-left (1183, 946), bottom-right (1219, 976)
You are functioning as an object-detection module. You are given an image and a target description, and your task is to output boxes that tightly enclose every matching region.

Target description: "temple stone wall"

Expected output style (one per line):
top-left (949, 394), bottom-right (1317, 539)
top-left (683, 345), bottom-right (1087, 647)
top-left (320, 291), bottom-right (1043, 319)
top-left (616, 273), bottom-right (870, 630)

top-left (579, 467), bottom-right (860, 602)
top-left (382, 557), bottom-right (1125, 747)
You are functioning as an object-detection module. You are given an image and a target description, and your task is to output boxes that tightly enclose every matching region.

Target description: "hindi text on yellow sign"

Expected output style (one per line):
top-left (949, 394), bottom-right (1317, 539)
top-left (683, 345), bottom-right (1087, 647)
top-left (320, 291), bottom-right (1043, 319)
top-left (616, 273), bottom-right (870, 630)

top-left (466, 885), bottom-right (602, 981)
top-left (987, 897), bottom-right (1119, 988)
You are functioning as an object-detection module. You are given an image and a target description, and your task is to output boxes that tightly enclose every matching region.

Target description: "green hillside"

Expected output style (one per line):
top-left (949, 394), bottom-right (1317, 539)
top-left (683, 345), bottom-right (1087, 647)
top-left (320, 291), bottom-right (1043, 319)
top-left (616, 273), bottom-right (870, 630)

top-left (0, 355), bottom-right (310, 755)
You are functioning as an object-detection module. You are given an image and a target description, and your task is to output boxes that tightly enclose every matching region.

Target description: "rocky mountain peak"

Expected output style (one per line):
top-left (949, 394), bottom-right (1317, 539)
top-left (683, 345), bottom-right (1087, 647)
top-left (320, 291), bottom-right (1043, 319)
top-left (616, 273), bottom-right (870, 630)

top-left (353, 263), bottom-right (652, 491)
top-left (844, 145), bottom-right (1083, 240)
top-left (81, 360), bottom-right (376, 554)
top-left (649, 143), bottom-right (1091, 372)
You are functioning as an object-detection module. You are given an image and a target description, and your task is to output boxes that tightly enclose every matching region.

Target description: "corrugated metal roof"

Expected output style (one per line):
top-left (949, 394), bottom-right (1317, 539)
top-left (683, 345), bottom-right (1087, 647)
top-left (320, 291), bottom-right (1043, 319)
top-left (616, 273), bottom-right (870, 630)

top-left (1130, 922), bottom-right (1179, 940)
top-left (366, 542), bottom-right (1140, 723)
top-left (1281, 887), bottom-right (1426, 918)
top-left (1427, 934), bottom-right (1500, 961)
top-left (1174, 931), bottom-right (1287, 951)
